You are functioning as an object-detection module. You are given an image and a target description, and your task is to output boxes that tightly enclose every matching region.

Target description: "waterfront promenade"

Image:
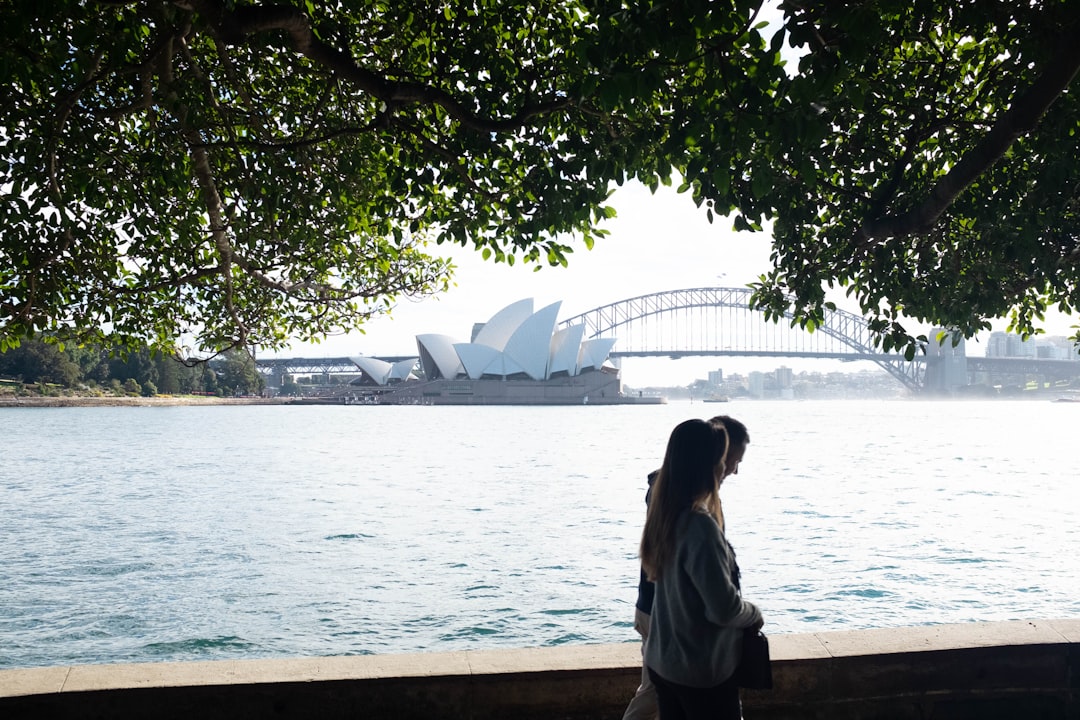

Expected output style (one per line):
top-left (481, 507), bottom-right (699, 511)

top-left (2, 619), bottom-right (1077, 719)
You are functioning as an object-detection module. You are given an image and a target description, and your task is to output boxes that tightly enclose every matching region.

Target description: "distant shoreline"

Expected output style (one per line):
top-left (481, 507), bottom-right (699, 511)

top-left (0, 395), bottom-right (290, 408)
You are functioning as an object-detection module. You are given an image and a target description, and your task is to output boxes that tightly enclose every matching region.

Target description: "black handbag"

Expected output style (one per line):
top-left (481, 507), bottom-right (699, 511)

top-left (734, 629), bottom-right (773, 689)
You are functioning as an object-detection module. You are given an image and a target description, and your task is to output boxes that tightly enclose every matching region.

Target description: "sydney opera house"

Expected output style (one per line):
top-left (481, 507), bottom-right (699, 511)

top-left (348, 298), bottom-right (656, 405)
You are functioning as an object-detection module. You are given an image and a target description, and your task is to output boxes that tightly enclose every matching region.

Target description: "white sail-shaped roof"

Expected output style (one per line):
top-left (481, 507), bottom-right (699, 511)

top-left (454, 343), bottom-right (501, 380)
top-left (350, 356), bottom-right (394, 385)
top-left (549, 324), bottom-right (585, 376)
top-left (578, 337), bottom-right (617, 371)
top-left (481, 351), bottom-right (527, 377)
top-left (504, 301), bottom-right (561, 380)
top-left (472, 298), bottom-right (534, 350)
top-left (417, 334), bottom-right (465, 380)
top-left (407, 298), bottom-right (618, 383)
top-left (389, 358), bottom-right (419, 382)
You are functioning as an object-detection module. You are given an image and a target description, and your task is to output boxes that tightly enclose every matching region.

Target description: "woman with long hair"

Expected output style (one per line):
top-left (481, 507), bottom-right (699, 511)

top-left (641, 418), bottom-right (763, 720)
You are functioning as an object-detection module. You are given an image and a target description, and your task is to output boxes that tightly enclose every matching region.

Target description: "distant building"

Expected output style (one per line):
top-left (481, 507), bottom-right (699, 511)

top-left (348, 299), bottom-right (656, 405)
top-left (775, 366), bottom-right (794, 399)
top-left (985, 331), bottom-right (1035, 358)
top-left (414, 298), bottom-right (615, 382)
top-left (986, 331), bottom-right (1009, 358)
top-left (747, 371), bottom-right (766, 398)
top-left (986, 331), bottom-right (1080, 361)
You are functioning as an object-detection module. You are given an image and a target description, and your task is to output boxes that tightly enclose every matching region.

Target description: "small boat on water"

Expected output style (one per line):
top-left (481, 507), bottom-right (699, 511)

top-left (702, 396), bottom-right (730, 403)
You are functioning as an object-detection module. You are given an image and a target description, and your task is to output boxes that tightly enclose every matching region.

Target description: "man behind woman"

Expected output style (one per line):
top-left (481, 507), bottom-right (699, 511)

top-left (624, 416), bottom-right (761, 720)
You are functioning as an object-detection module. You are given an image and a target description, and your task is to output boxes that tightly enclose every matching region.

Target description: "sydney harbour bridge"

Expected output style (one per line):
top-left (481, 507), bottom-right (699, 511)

top-left (255, 287), bottom-right (1080, 393)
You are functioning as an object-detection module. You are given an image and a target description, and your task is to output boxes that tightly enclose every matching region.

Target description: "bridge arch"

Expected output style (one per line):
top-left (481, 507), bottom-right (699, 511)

top-left (558, 287), bottom-right (924, 391)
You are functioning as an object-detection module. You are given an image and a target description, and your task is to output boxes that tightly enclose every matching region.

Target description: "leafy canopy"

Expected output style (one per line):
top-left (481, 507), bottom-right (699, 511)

top-left (2, 0), bottom-right (1078, 357)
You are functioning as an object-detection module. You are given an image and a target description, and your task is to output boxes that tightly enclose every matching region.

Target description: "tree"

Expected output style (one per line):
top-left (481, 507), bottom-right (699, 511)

top-left (69, 344), bottom-right (112, 385)
top-left (2, 1), bottom-right (1077, 358)
top-left (154, 353), bottom-right (181, 394)
top-left (108, 347), bottom-right (159, 389)
top-left (0, 337), bottom-right (81, 385)
top-left (585, 0), bottom-right (1080, 353)
top-left (279, 375), bottom-right (301, 397)
top-left (216, 348), bottom-right (264, 395)
top-left (731, 1), bottom-right (1080, 354)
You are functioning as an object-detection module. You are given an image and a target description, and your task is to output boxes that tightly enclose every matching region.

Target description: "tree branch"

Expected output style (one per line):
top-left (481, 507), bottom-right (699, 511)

top-left (861, 27), bottom-right (1080, 239)
top-left (193, 0), bottom-right (571, 134)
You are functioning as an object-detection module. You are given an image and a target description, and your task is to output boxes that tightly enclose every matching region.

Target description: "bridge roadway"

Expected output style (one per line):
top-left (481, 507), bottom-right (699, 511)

top-left (251, 351), bottom-right (918, 378)
top-left (253, 351), bottom-right (909, 374)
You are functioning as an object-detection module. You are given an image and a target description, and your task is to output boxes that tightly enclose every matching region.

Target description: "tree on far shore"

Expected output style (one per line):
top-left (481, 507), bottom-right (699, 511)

top-left (0, 336), bottom-right (237, 395)
top-left (2, 0), bottom-right (1077, 360)
top-left (0, 338), bottom-right (81, 386)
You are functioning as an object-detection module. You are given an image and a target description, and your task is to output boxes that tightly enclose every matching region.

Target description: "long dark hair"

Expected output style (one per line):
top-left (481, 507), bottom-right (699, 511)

top-left (640, 419), bottom-right (727, 581)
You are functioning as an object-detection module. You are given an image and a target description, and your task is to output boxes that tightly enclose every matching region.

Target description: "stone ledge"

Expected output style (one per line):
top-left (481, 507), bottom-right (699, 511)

top-left (1, 619), bottom-right (1077, 720)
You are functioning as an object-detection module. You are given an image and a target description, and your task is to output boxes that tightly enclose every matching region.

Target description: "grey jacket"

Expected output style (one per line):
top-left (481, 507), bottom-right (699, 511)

top-left (643, 509), bottom-right (762, 687)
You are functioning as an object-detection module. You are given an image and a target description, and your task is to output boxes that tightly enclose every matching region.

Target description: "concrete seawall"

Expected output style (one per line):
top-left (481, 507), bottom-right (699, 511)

top-left (2, 619), bottom-right (1076, 719)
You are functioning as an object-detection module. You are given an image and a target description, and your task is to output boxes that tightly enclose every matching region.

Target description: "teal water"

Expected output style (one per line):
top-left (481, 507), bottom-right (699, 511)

top-left (1, 400), bottom-right (1077, 669)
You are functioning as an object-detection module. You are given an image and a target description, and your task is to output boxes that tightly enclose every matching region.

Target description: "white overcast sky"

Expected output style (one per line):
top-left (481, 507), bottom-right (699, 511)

top-left (275, 180), bottom-right (1077, 387)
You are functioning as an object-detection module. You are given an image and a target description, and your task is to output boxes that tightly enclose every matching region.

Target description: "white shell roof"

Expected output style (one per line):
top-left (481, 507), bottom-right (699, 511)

top-left (350, 356), bottom-right (419, 385)
top-left (480, 351), bottom-right (526, 378)
top-left (578, 337), bottom-right (617, 371)
top-left (349, 356), bottom-right (394, 385)
top-left (549, 324), bottom-right (585, 376)
top-left (417, 334), bottom-right (465, 380)
top-left (410, 299), bottom-right (616, 382)
top-left (389, 358), bottom-right (418, 381)
top-left (472, 298), bottom-right (534, 350)
top-left (454, 343), bottom-right (501, 380)
top-left (503, 301), bottom-right (560, 380)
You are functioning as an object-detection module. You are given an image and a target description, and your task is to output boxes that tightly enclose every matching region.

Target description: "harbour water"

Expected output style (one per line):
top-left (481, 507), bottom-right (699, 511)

top-left (1, 400), bottom-right (1077, 670)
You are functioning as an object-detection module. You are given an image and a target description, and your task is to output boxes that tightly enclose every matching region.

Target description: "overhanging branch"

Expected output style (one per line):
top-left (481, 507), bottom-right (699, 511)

top-left (861, 27), bottom-right (1080, 239)
top-left (195, 0), bottom-right (571, 134)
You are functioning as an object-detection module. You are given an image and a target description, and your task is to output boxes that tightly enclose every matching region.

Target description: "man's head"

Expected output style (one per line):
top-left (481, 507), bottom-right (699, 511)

top-left (708, 415), bottom-right (749, 479)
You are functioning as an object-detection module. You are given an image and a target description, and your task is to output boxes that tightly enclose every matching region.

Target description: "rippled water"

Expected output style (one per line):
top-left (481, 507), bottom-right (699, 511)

top-left (1, 400), bottom-right (1077, 670)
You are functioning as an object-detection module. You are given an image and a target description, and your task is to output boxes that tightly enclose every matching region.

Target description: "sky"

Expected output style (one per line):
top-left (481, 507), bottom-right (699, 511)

top-left (275, 180), bottom-right (1078, 388)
